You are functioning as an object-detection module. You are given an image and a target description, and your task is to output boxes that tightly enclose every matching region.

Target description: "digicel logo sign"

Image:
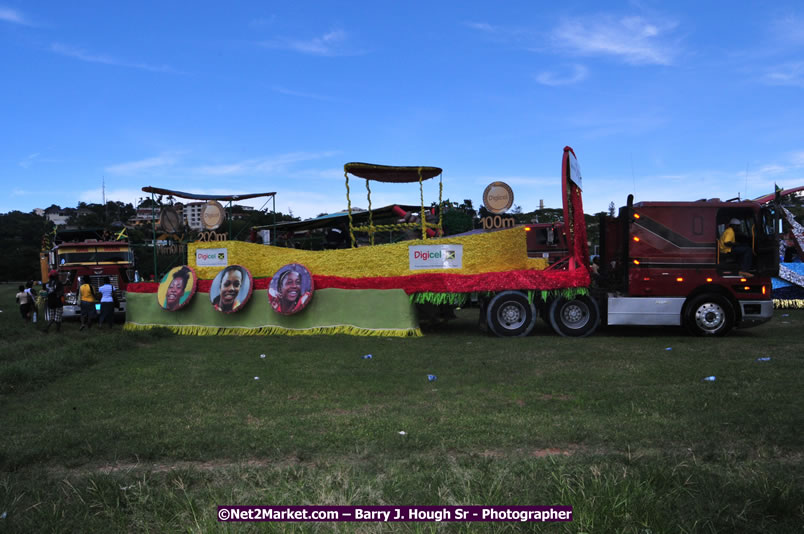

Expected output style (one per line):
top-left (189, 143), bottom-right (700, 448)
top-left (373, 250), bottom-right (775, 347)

top-left (197, 252), bottom-right (225, 260)
top-left (414, 250), bottom-right (442, 260)
top-left (413, 249), bottom-right (457, 261)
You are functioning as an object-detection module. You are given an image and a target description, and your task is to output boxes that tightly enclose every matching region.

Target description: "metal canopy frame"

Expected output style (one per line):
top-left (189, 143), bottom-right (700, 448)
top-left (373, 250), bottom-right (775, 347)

top-left (141, 186), bottom-right (277, 280)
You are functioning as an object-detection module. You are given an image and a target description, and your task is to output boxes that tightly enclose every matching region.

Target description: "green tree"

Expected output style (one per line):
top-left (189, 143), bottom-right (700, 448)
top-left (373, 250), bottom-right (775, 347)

top-left (0, 211), bottom-right (51, 281)
top-left (436, 199), bottom-right (477, 235)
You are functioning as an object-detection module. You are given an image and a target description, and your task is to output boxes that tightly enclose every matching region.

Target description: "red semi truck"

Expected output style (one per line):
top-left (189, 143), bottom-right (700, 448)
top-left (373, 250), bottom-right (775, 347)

top-left (485, 148), bottom-right (778, 337)
top-left (593, 196), bottom-right (777, 336)
top-left (40, 240), bottom-right (135, 319)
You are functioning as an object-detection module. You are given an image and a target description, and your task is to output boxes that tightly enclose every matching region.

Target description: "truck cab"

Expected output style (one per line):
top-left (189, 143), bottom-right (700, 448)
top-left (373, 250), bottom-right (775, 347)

top-left (42, 241), bottom-right (135, 319)
top-left (598, 197), bottom-right (777, 335)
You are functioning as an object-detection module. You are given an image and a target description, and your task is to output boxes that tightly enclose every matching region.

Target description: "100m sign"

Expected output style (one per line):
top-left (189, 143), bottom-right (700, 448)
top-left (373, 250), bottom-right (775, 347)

top-left (480, 216), bottom-right (515, 230)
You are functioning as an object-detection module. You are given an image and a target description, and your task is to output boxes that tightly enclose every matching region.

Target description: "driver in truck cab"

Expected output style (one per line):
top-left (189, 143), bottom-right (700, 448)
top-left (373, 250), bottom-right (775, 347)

top-left (718, 218), bottom-right (753, 278)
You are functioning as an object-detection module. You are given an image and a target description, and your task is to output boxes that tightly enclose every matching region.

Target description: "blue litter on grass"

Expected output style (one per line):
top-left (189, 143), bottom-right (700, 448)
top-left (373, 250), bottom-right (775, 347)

top-left (427, 374), bottom-right (437, 382)
top-left (362, 354), bottom-right (373, 359)
top-left (665, 347), bottom-right (672, 351)
top-left (756, 357), bottom-right (771, 362)
top-left (702, 376), bottom-right (716, 382)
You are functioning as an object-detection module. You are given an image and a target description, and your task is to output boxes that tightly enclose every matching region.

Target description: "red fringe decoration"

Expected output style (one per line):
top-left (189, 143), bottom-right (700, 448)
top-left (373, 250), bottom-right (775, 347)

top-left (127, 282), bottom-right (159, 293)
top-left (128, 269), bottom-right (589, 295)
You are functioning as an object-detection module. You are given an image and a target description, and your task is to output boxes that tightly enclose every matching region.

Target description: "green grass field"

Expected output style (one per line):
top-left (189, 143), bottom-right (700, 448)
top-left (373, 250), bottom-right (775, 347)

top-left (1, 283), bottom-right (802, 533)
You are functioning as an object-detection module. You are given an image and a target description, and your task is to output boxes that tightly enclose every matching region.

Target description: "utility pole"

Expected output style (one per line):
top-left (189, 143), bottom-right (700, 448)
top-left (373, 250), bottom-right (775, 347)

top-left (103, 176), bottom-right (108, 224)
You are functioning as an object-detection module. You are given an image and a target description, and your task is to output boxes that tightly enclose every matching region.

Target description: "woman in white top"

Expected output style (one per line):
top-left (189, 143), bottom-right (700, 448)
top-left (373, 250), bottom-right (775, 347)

top-left (98, 277), bottom-right (115, 328)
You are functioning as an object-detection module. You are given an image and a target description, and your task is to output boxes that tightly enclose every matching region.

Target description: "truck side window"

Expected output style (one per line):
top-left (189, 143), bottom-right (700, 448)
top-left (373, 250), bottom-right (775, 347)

top-left (692, 216), bottom-right (703, 236)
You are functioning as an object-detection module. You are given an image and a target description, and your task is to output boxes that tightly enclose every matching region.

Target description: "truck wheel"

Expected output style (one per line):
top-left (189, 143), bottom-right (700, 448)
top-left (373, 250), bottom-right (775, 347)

top-left (684, 294), bottom-right (734, 336)
top-left (486, 291), bottom-right (538, 337)
top-left (548, 295), bottom-right (600, 337)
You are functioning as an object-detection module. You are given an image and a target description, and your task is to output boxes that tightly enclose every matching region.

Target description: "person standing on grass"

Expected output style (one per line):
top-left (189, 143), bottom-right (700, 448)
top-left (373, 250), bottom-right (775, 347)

top-left (98, 276), bottom-right (115, 329)
top-left (16, 284), bottom-right (31, 320)
top-left (25, 280), bottom-right (36, 321)
top-left (44, 272), bottom-right (64, 333)
top-left (78, 276), bottom-right (97, 330)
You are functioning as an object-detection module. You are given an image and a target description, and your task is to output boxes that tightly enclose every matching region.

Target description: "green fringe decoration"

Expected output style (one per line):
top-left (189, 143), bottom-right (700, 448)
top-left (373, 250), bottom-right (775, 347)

top-left (408, 288), bottom-right (590, 307)
top-left (410, 292), bottom-right (469, 306)
top-left (124, 322), bottom-right (422, 337)
top-left (774, 299), bottom-right (804, 309)
top-left (540, 287), bottom-right (589, 302)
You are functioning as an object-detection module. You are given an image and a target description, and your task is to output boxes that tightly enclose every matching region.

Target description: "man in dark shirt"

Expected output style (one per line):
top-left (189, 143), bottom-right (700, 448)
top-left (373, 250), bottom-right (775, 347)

top-left (45, 272), bottom-right (64, 332)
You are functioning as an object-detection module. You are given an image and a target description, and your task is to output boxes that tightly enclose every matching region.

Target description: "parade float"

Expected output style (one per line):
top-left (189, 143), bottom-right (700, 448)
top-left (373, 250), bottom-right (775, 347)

top-left (124, 146), bottom-right (785, 338)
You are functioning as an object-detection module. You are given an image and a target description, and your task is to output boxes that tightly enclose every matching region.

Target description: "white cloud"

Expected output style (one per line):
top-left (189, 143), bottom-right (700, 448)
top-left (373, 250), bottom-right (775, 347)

top-left (471, 175), bottom-right (556, 187)
top-left (260, 29), bottom-right (352, 56)
top-left (756, 164), bottom-right (786, 176)
top-left (552, 15), bottom-right (678, 65)
top-left (535, 64), bottom-right (588, 86)
top-left (18, 153), bottom-right (40, 168)
top-left (763, 61), bottom-right (804, 87)
top-left (193, 152), bottom-right (338, 176)
top-left (0, 6), bottom-right (28, 25)
top-left (271, 85), bottom-right (337, 102)
top-left (266, 191), bottom-right (353, 219)
top-left (105, 155), bottom-right (178, 175)
top-left (78, 187), bottom-right (145, 207)
top-left (50, 43), bottom-right (176, 73)
top-left (772, 14), bottom-right (804, 45)
top-left (464, 21), bottom-right (499, 33)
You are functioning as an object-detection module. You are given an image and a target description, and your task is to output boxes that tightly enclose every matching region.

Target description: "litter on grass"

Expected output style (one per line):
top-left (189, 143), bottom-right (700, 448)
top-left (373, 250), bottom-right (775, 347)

top-left (702, 376), bottom-right (716, 382)
top-left (254, 376), bottom-right (260, 380)
top-left (362, 354), bottom-right (373, 359)
top-left (756, 357), bottom-right (771, 362)
top-left (665, 347), bottom-right (672, 351)
top-left (398, 431), bottom-right (407, 436)
top-left (260, 354), bottom-right (266, 359)
top-left (427, 375), bottom-right (437, 382)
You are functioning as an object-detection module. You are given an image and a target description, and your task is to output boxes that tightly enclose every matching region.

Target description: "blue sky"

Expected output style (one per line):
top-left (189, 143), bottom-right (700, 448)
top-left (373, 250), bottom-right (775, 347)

top-left (2, 1), bottom-right (804, 219)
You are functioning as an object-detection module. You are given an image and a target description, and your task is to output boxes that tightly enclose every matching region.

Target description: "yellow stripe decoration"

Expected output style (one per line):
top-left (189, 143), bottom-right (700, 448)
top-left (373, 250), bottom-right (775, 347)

top-left (345, 170), bottom-right (355, 248)
top-left (774, 299), bottom-right (804, 309)
top-left (419, 167), bottom-right (426, 239)
top-left (189, 227), bottom-right (548, 280)
top-left (366, 178), bottom-right (374, 246)
top-left (123, 323), bottom-right (422, 337)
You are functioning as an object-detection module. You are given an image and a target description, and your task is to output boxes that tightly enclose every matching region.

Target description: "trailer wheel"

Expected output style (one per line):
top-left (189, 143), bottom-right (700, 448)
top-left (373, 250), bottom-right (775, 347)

top-left (548, 295), bottom-right (600, 337)
top-left (486, 291), bottom-right (538, 337)
top-left (684, 294), bottom-right (734, 336)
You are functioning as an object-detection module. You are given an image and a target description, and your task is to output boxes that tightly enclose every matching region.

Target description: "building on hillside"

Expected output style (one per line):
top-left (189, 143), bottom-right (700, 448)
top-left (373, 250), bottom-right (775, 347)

top-left (126, 202), bottom-right (187, 230)
top-left (126, 201), bottom-right (162, 227)
top-left (42, 205), bottom-right (74, 226)
top-left (184, 202), bottom-right (205, 230)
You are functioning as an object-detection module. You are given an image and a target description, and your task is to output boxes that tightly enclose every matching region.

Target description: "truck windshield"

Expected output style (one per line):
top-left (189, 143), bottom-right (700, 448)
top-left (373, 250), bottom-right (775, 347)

top-left (58, 250), bottom-right (134, 264)
top-left (759, 206), bottom-right (777, 238)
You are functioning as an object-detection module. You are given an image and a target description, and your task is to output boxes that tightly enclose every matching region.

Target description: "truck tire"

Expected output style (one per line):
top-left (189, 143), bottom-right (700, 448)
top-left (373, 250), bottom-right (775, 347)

top-left (548, 295), bottom-right (600, 337)
top-left (486, 291), bottom-right (538, 337)
top-left (684, 294), bottom-right (734, 336)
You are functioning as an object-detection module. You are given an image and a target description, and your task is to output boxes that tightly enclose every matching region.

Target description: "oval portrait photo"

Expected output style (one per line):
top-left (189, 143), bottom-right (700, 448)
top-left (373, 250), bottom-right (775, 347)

top-left (209, 265), bottom-right (252, 313)
top-left (157, 265), bottom-right (197, 311)
top-left (268, 263), bottom-right (314, 315)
